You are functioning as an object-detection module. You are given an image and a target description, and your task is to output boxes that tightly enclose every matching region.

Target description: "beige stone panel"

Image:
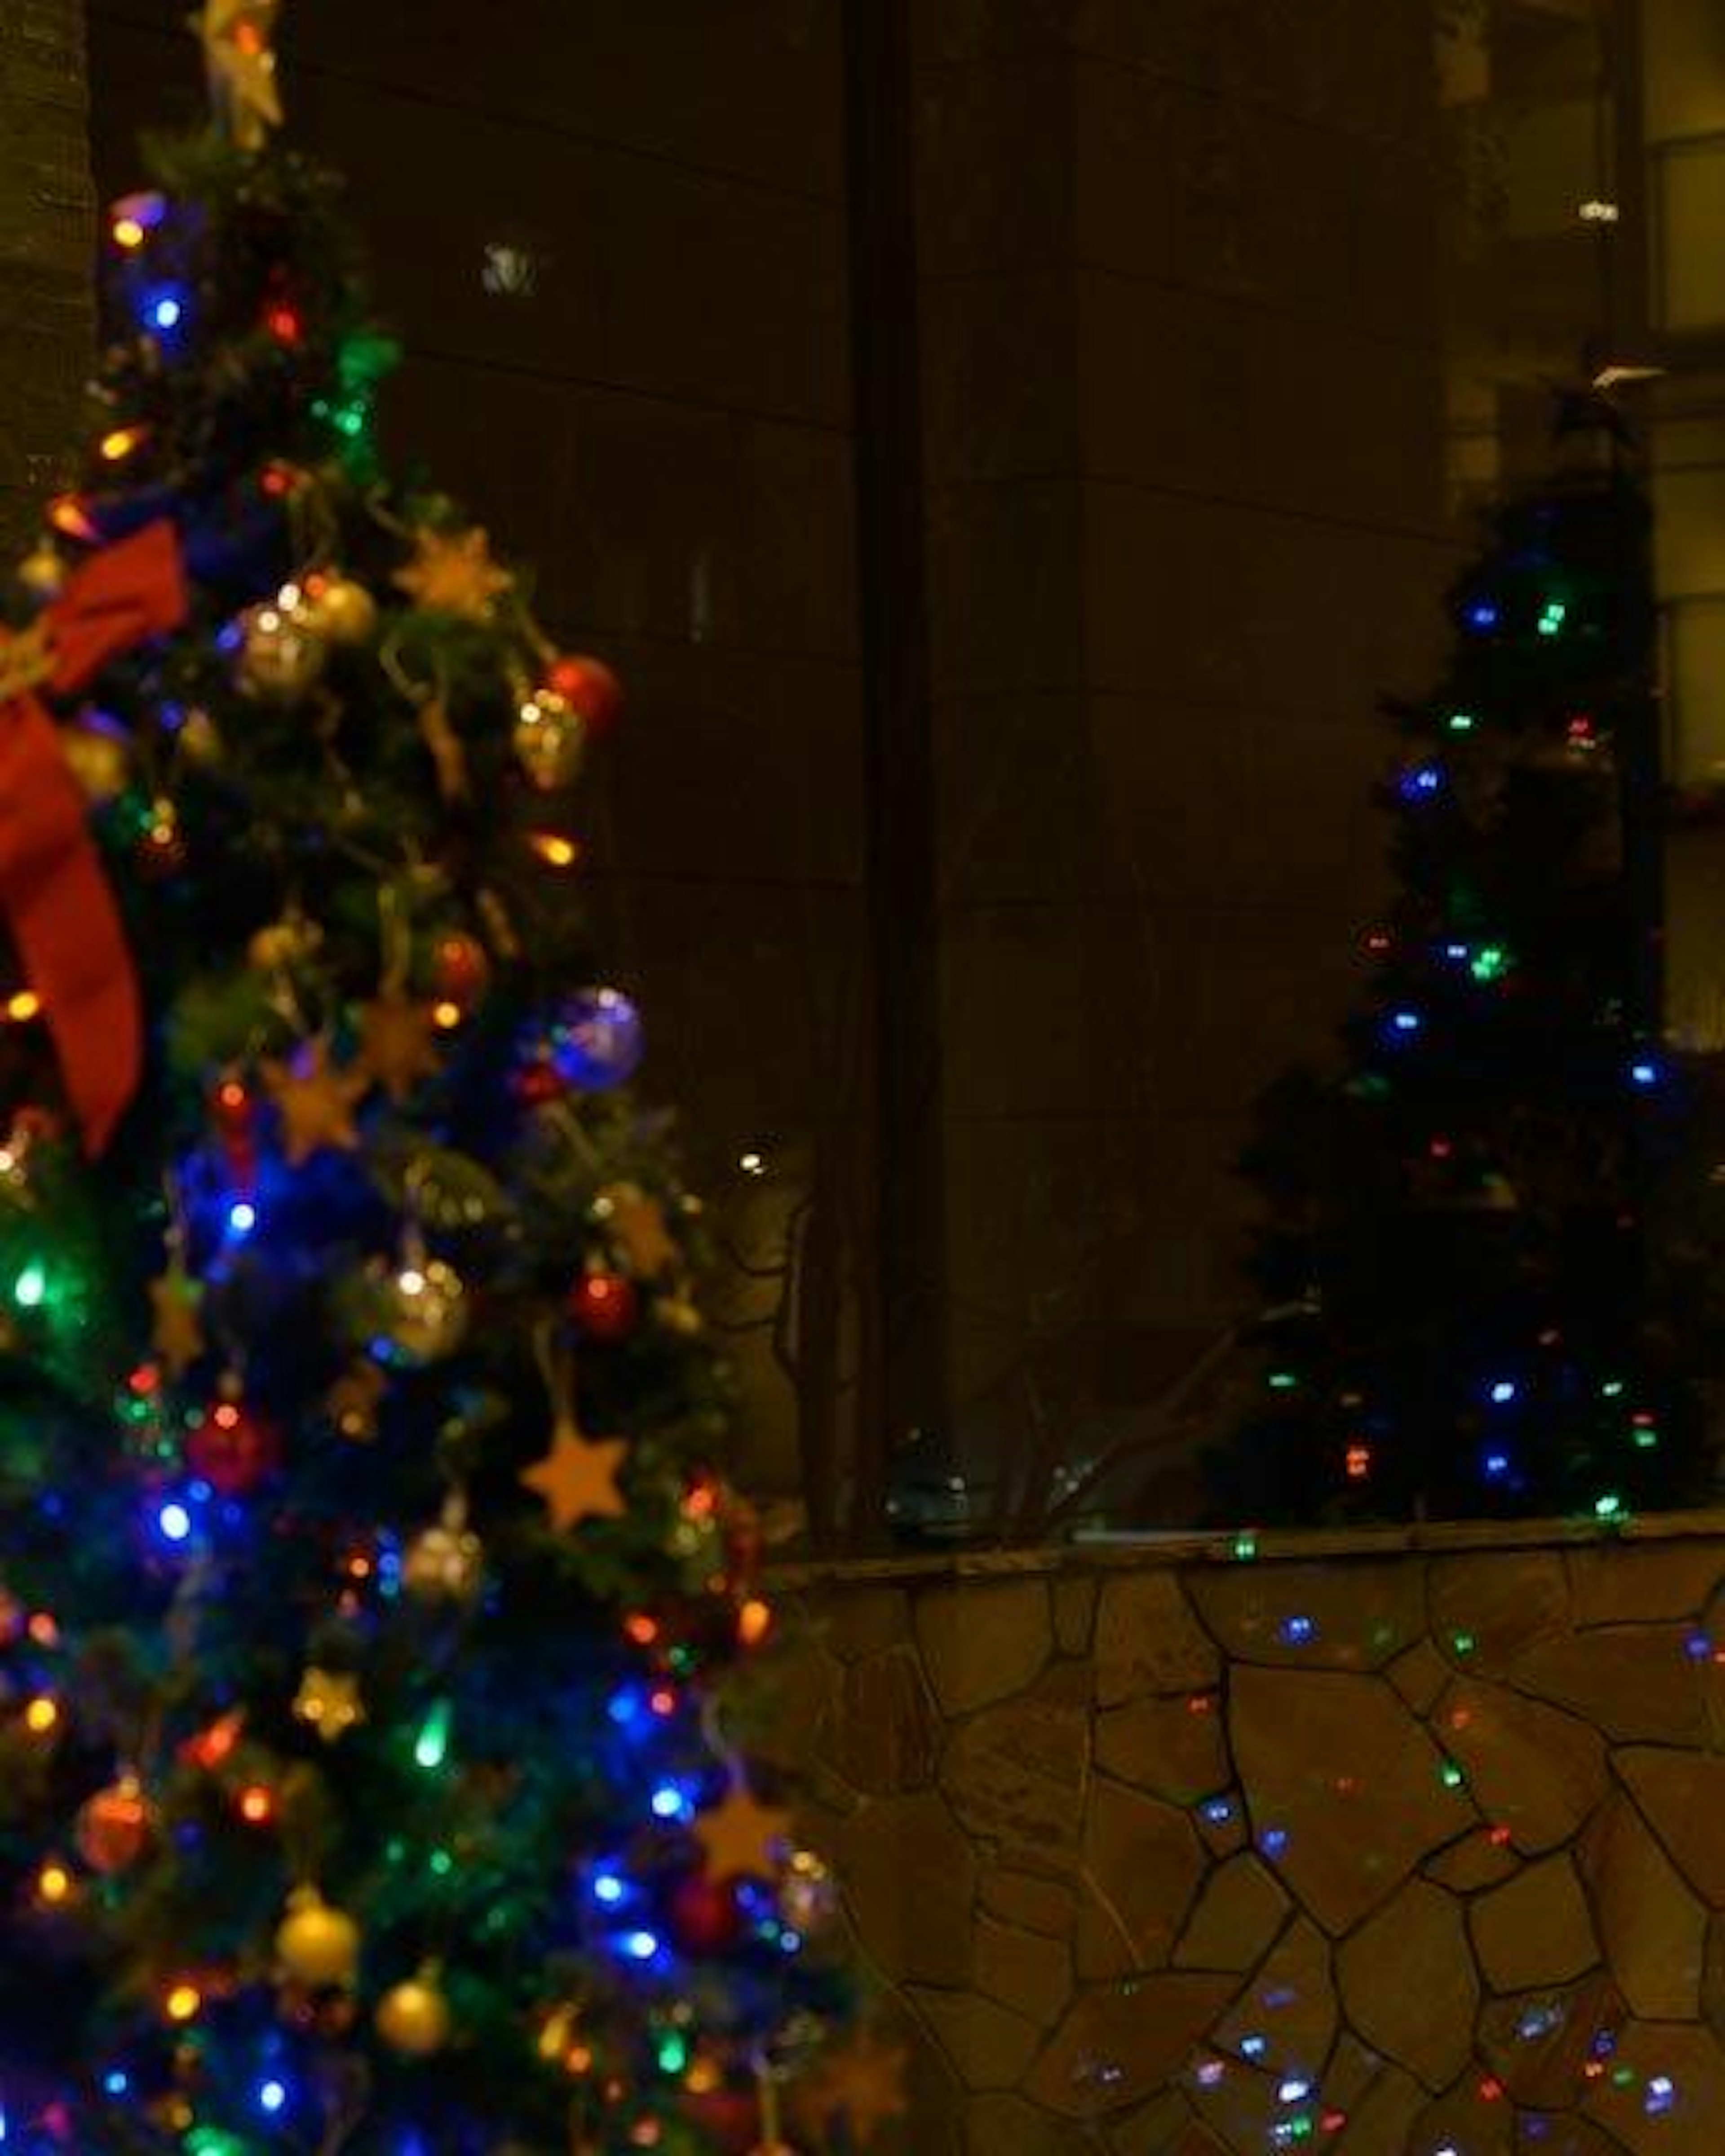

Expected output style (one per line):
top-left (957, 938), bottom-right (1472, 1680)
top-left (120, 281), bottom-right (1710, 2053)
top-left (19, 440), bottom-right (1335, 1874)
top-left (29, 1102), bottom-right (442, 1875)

top-left (943, 1662), bottom-right (1092, 1871)
top-left (1581, 1795), bottom-right (1706, 2021)
top-left (1174, 1856), bottom-right (1289, 1975)
top-left (1432, 1678), bottom-right (1608, 1854)
top-left (1615, 1749), bottom-right (1725, 1907)
top-left (1079, 1779), bottom-right (1208, 1970)
top-left (1424, 1829), bottom-right (1521, 1893)
top-left (1095, 1572), bottom-right (1220, 1705)
top-left (978, 1865), bottom-right (1077, 1941)
top-left (1210, 1916), bottom-right (1336, 2080)
top-left (1582, 2022), bottom-right (1725, 2156)
top-left (1428, 1550), bottom-right (1572, 1672)
top-left (818, 1586), bottom-right (911, 1664)
top-left (1470, 1855), bottom-right (1600, 1994)
top-left (1229, 1666), bottom-right (1472, 1933)
top-left (1407, 2081), bottom-right (1516, 2156)
top-left (916, 1578), bottom-right (1053, 1716)
top-left (974, 1911), bottom-right (1074, 2029)
top-left (1024, 1974), bottom-right (1238, 2120)
top-left (1337, 1878), bottom-right (1477, 2091)
top-left (1567, 1539), bottom-right (1725, 1625)
top-left (1508, 1626), bottom-right (1712, 1745)
top-left (1477, 1971), bottom-right (1628, 2112)
top-left (963, 2089), bottom-right (1091, 2156)
top-left (1094, 1693), bottom-right (1230, 1806)
top-left (1390, 1639), bottom-right (1453, 1715)
top-left (1055, 1576), bottom-right (1099, 1657)
top-left (1187, 1559), bottom-right (1424, 1671)
top-left (819, 1649), bottom-right (943, 1799)
top-left (833, 1790), bottom-right (978, 1989)
top-left (1331, 2063), bottom-right (1429, 2154)
top-left (904, 1986), bottom-right (1044, 2094)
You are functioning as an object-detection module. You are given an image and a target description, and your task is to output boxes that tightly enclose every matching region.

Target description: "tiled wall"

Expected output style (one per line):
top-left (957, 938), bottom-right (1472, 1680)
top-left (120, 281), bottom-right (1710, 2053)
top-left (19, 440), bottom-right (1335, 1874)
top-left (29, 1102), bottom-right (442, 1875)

top-left (84, 0), bottom-right (863, 1498)
top-left (780, 1522), bottom-right (1725, 2154)
top-left (0, 0), bottom-right (92, 551)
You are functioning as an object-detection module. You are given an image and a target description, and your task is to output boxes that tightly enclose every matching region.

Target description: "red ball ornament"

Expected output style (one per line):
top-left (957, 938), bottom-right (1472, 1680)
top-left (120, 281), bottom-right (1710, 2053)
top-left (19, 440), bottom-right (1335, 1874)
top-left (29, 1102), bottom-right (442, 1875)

top-left (569, 1269), bottom-right (639, 1343)
top-left (186, 1394), bottom-right (281, 1495)
top-left (514, 1060), bottom-right (566, 1109)
top-left (75, 1775), bottom-right (155, 1874)
top-left (545, 654), bottom-right (623, 738)
top-left (668, 1868), bottom-right (744, 1956)
top-left (431, 932), bottom-right (491, 1015)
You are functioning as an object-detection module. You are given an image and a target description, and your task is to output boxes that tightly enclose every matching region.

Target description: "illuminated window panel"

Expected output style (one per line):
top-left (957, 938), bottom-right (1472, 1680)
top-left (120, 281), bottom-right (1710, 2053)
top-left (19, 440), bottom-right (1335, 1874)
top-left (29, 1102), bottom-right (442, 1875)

top-left (1654, 133), bottom-right (1725, 331)
top-left (1664, 594), bottom-right (1725, 782)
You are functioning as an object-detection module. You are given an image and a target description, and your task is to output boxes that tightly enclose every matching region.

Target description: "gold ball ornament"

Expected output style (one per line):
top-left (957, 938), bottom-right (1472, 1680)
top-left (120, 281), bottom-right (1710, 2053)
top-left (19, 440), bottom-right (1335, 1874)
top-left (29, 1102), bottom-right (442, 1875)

top-left (376, 1970), bottom-right (452, 2056)
top-left (75, 1774), bottom-right (155, 1874)
top-left (60, 723), bottom-right (131, 804)
top-left (513, 689), bottom-right (587, 791)
top-left (304, 574), bottom-right (379, 647)
top-left (403, 1492), bottom-right (484, 1604)
top-left (370, 1252), bottom-right (469, 1364)
top-left (275, 1886), bottom-right (362, 1989)
top-left (235, 598), bottom-right (327, 702)
top-left (18, 545), bottom-right (66, 599)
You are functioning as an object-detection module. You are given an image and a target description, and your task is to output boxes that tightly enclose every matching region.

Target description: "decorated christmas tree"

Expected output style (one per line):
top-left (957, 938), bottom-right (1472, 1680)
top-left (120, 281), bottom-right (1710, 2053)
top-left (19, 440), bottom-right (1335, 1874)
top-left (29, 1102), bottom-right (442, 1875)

top-left (0, 8), bottom-right (866, 2150)
top-left (1211, 405), bottom-right (1716, 1526)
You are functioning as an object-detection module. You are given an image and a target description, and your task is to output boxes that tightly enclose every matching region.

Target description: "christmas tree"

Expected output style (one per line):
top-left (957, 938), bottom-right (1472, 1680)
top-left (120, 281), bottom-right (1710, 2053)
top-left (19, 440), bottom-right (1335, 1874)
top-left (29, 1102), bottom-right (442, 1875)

top-left (0, 9), bottom-right (863, 2151)
top-left (1212, 405), bottom-right (1716, 1526)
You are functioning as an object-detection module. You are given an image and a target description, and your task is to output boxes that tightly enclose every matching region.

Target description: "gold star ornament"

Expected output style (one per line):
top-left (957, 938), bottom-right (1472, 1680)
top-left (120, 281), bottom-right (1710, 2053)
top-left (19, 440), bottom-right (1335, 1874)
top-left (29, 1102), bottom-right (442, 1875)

top-left (293, 1667), bottom-right (365, 1744)
top-left (393, 527), bottom-right (513, 623)
top-left (594, 1182), bottom-right (680, 1281)
top-left (693, 1780), bottom-right (792, 1885)
top-left (793, 2029), bottom-right (911, 2150)
top-left (149, 1259), bottom-right (206, 1381)
top-left (357, 987), bottom-right (441, 1105)
top-left (200, 0), bottom-right (284, 151)
top-left (264, 1039), bottom-right (369, 1166)
top-left (519, 1414), bottom-right (629, 1531)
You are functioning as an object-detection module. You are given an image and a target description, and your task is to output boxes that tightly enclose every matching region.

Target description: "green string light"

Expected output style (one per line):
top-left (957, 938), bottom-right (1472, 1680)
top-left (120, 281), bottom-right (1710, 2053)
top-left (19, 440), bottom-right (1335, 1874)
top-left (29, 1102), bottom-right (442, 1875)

top-left (13, 1260), bottom-right (47, 1310)
top-left (414, 1698), bottom-right (454, 1772)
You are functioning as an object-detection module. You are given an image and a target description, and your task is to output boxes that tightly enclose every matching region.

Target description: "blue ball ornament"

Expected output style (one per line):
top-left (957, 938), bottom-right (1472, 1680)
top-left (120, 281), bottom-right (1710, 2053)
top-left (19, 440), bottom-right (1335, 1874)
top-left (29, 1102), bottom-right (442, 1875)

top-left (552, 987), bottom-right (645, 1091)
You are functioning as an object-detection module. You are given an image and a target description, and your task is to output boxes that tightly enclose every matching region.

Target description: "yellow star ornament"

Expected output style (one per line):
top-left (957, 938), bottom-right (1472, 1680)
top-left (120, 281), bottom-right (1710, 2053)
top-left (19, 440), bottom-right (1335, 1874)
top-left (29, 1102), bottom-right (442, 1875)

top-left (793, 2029), bottom-right (911, 2150)
top-left (693, 1780), bottom-right (792, 1885)
top-left (149, 1259), bottom-right (206, 1381)
top-left (200, 0), bottom-right (284, 151)
top-left (520, 1414), bottom-right (629, 1531)
top-left (393, 527), bottom-right (513, 623)
top-left (263, 1039), bottom-right (369, 1166)
top-left (357, 987), bottom-right (440, 1105)
top-left (293, 1667), bottom-right (365, 1744)
top-left (595, 1182), bottom-right (680, 1281)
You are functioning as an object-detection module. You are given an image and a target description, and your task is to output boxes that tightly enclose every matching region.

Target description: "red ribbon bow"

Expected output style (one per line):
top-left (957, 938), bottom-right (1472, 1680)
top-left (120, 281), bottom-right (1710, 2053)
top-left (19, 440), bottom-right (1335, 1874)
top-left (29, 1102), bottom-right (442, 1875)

top-left (0, 521), bottom-right (188, 1155)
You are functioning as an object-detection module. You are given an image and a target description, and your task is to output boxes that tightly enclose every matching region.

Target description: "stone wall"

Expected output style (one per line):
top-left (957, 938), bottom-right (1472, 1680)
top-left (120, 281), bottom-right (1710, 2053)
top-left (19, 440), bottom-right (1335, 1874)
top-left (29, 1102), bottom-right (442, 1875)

top-left (0, 0), bottom-right (93, 553)
top-left (778, 1519), bottom-right (1725, 2152)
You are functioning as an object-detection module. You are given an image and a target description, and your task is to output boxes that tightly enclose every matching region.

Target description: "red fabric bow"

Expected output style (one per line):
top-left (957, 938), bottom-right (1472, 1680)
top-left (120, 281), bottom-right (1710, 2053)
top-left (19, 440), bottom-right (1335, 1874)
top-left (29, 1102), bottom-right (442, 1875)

top-left (0, 521), bottom-right (188, 1155)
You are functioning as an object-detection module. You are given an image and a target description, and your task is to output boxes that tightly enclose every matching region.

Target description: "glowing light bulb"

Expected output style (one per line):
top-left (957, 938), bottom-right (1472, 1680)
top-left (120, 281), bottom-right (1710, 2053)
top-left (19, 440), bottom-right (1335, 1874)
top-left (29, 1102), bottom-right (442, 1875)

top-left (158, 1501), bottom-right (193, 1545)
top-left (13, 1262), bottom-right (46, 1309)
top-left (256, 2079), bottom-right (288, 2116)
top-left (5, 991), bottom-right (41, 1022)
top-left (530, 831), bottom-right (583, 870)
top-left (24, 1694), bottom-right (60, 1735)
top-left (164, 1981), bottom-right (201, 2023)
top-left (414, 1697), bottom-right (454, 1771)
top-left (99, 426), bottom-right (148, 464)
top-left (36, 1860), bottom-right (73, 1904)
